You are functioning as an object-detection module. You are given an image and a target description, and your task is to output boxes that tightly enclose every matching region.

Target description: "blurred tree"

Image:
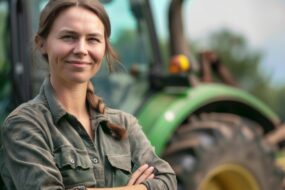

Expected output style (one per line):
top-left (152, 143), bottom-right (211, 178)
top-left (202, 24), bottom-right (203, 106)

top-left (196, 29), bottom-right (285, 120)
top-left (205, 30), bottom-right (264, 89)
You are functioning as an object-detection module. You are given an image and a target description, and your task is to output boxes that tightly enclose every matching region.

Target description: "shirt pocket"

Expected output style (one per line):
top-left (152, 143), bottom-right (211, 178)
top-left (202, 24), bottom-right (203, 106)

top-left (54, 146), bottom-right (95, 188)
top-left (106, 154), bottom-right (132, 186)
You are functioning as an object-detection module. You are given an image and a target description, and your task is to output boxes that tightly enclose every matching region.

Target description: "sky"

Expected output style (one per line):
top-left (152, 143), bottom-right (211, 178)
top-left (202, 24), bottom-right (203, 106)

top-left (152, 0), bottom-right (285, 86)
top-left (184, 0), bottom-right (285, 85)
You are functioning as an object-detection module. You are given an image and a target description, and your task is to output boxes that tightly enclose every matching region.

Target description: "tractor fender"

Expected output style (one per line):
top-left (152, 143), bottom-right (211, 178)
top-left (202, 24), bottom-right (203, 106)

top-left (137, 83), bottom-right (281, 155)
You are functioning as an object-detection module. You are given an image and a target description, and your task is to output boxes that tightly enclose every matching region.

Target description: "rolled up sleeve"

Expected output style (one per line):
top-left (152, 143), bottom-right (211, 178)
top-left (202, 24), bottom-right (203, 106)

top-left (127, 115), bottom-right (177, 190)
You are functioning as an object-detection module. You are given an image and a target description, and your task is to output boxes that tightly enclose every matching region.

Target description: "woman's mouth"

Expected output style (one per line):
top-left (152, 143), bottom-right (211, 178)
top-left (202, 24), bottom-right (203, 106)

top-left (67, 60), bottom-right (90, 65)
top-left (66, 60), bottom-right (92, 68)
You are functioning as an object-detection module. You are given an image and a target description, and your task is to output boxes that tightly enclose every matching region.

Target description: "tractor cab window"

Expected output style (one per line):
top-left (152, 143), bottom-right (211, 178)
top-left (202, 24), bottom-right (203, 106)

top-left (0, 0), bottom-right (10, 122)
top-left (94, 1), bottom-right (153, 112)
top-left (106, 1), bottom-right (149, 71)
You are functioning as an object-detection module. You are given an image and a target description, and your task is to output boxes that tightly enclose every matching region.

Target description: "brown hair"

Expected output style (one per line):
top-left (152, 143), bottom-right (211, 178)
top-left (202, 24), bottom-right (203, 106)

top-left (36, 0), bottom-right (126, 139)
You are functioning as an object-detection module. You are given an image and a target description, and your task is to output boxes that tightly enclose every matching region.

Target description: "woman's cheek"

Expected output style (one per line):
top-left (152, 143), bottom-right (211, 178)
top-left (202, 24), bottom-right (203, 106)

top-left (90, 49), bottom-right (105, 64)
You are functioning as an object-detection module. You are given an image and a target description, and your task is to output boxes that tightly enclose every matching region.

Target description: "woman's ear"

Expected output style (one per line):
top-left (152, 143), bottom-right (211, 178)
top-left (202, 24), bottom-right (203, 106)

top-left (35, 35), bottom-right (47, 54)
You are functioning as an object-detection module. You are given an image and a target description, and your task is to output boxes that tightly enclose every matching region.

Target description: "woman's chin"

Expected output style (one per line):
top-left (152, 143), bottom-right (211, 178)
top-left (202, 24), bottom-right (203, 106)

top-left (67, 75), bottom-right (92, 84)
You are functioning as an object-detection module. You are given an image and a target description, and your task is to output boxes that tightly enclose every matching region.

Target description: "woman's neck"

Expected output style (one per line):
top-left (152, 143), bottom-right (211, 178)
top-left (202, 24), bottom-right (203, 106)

top-left (50, 77), bottom-right (88, 118)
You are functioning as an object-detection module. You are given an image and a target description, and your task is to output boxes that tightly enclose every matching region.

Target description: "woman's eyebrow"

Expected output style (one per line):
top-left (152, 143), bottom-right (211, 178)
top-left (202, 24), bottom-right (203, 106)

top-left (58, 30), bottom-right (104, 38)
top-left (58, 29), bottom-right (78, 35)
top-left (87, 33), bottom-right (104, 39)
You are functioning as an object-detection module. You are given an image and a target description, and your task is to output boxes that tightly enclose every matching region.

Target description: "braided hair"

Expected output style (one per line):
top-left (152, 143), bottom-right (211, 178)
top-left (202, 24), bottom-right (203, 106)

top-left (87, 81), bottom-right (126, 140)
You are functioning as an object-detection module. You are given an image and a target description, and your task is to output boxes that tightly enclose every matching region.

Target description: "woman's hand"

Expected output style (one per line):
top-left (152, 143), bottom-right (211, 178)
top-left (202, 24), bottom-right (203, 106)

top-left (87, 164), bottom-right (155, 189)
top-left (127, 164), bottom-right (155, 185)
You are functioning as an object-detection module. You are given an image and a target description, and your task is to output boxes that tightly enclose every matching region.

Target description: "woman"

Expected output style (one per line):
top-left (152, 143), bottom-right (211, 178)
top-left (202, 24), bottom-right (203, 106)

top-left (0, 0), bottom-right (176, 189)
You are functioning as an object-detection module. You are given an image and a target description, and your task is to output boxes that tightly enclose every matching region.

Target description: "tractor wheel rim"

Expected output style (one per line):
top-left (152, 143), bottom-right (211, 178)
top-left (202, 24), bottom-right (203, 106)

top-left (199, 163), bottom-right (260, 190)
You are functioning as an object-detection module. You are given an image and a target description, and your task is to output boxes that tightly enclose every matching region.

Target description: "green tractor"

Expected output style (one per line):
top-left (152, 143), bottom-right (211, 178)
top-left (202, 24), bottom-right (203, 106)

top-left (0, 0), bottom-right (285, 189)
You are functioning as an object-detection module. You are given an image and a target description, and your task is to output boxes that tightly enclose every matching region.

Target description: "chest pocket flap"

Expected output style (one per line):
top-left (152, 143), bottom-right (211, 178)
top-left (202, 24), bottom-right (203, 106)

top-left (54, 146), bottom-right (92, 169)
top-left (54, 146), bottom-right (95, 188)
top-left (106, 154), bottom-right (132, 173)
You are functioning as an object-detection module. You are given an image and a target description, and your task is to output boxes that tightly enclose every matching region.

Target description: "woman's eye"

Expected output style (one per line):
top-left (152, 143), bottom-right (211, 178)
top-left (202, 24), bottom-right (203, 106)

top-left (61, 35), bottom-right (76, 41)
top-left (88, 38), bottom-right (100, 43)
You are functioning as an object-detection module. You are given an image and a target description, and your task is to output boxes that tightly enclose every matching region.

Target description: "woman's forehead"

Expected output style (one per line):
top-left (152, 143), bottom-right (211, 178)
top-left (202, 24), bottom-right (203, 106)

top-left (51, 6), bottom-right (105, 35)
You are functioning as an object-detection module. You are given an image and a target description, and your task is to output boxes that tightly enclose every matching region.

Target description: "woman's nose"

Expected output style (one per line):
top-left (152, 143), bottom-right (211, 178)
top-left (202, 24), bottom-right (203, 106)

top-left (73, 39), bottom-right (88, 56)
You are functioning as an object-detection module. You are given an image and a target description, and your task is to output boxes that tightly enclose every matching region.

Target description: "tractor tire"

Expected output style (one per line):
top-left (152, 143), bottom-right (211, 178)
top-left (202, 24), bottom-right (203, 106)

top-left (163, 113), bottom-right (284, 190)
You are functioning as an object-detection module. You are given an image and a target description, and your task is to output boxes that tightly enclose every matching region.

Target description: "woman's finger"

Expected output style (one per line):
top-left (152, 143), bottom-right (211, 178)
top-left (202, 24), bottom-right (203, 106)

top-left (134, 166), bottom-right (154, 184)
top-left (127, 164), bottom-right (149, 186)
top-left (148, 173), bottom-right (155, 180)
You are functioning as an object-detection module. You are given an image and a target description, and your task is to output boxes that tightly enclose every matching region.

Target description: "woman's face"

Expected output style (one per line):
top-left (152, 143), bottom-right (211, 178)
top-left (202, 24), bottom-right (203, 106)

top-left (42, 6), bottom-right (106, 85)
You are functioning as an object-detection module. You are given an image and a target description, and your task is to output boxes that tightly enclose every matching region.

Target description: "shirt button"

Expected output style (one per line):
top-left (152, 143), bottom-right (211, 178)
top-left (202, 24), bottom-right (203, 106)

top-left (70, 158), bottom-right (75, 164)
top-left (92, 158), bottom-right (98, 164)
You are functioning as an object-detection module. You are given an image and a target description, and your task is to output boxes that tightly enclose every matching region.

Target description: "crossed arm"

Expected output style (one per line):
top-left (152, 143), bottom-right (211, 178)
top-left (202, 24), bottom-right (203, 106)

top-left (88, 164), bottom-right (154, 190)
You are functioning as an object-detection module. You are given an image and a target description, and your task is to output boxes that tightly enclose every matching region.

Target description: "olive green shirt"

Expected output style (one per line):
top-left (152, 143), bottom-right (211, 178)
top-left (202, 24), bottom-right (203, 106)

top-left (0, 78), bottom-right (176, 190)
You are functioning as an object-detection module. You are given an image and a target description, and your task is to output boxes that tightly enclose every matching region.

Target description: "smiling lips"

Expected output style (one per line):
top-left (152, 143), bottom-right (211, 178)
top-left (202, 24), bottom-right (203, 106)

top-left (66, 60), bottom-right (93, 67)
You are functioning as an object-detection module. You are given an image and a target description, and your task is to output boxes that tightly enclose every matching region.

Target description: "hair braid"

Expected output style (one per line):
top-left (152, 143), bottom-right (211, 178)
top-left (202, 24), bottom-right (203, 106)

top-left (87, 82), bottom-right (127, 140)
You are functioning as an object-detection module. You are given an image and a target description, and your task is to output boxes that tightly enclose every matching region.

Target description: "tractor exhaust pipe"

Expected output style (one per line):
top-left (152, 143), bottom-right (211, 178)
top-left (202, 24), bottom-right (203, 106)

top-left (168, 0), bottom-right (200, 73)
top-left (168, 0), bottom-right (189, 57)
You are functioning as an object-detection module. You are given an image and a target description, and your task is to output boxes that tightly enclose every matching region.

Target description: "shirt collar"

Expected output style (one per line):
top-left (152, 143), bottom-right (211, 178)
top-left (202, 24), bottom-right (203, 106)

top-left (40, 77), bottom-right (110, 125)
top-left (41, 77), bottom-right (67, 124)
